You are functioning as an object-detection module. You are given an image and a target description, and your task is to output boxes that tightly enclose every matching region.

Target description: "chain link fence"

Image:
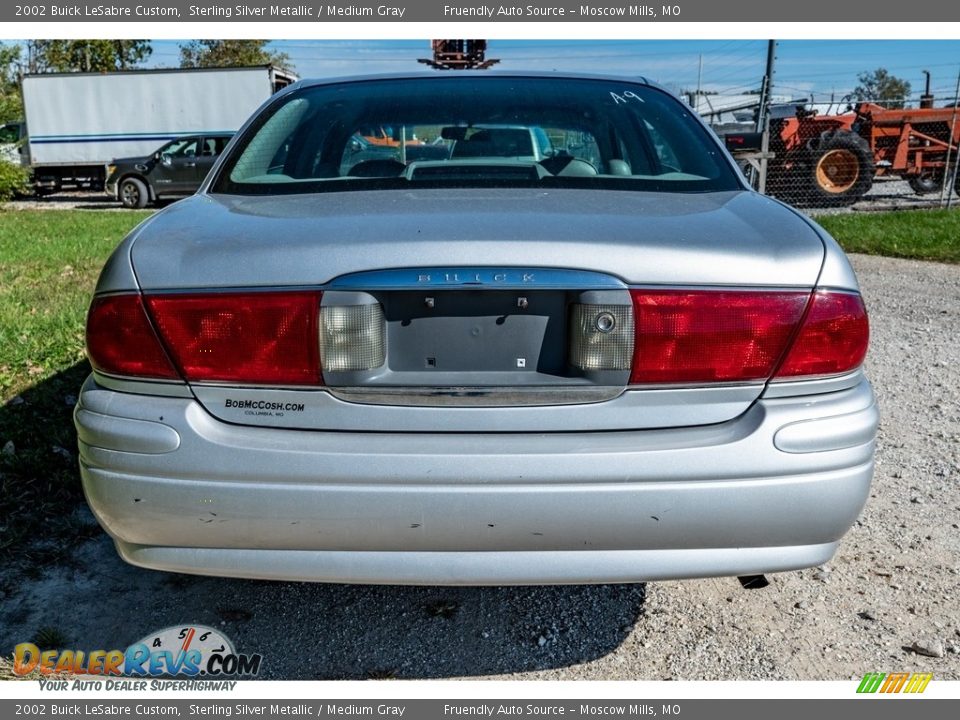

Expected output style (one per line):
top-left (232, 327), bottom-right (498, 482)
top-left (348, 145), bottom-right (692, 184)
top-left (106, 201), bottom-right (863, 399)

top-left (722, 100), bottom-right (960, 214)
top-left (698, 68), bottom-right (960, 215)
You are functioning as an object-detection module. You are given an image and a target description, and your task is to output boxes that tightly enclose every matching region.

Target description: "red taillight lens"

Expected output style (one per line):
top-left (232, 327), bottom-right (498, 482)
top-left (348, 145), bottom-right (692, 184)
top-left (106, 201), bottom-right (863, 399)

top-left (145, 292), bottom-right (322, 385)
top-left (774, 291), bottom-right (868, 379)
top-left (629, 290), bottom-right (810, 384)
top-left (86, 294), bottom-right (180, 379)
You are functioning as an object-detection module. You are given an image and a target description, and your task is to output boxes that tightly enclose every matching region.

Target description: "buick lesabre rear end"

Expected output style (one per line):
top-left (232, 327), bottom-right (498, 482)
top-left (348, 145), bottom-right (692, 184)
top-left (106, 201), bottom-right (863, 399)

top-left (75, 74), bottom-right (877, 584)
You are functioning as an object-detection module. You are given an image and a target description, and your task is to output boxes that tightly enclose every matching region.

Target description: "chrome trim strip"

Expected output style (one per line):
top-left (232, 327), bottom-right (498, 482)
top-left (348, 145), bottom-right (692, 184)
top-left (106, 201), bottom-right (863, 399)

top-left (92, 371), bottom-right (194, 398)
top-left (326, 386), bottom-right (625, 407)
top-left (762, 368), bottom-right (864, 399)
top-left (327, 267), bottom-right (627, 290)
top-left (125, 282), bottom-right (825, 296)
top-left (627, 381), bottom-right (765, 391)
top-left (93, 367), bottom-right (851, 403)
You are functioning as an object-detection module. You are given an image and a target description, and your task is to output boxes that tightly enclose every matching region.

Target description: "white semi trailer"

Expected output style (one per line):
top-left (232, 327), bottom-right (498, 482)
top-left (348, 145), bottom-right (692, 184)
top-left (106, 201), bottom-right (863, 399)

top-left (19, 65), bottom-right (296, 193)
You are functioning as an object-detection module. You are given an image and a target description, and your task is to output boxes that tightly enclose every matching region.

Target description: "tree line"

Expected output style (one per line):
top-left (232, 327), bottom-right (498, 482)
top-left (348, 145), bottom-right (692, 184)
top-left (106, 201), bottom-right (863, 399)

top-left (0, 40), bottom-right (917, 126)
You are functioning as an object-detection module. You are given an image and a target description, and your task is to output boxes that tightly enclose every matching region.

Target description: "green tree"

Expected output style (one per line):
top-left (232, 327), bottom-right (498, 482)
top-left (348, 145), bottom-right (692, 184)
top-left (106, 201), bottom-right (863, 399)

top-left (851, 68), bottom-right (911, 108)
top-left (179, 40), bottom-right (291, 70)
top-left (0, 43), bottom-right (23, 123)
top-left (40, 40), bottom-right (152, 72)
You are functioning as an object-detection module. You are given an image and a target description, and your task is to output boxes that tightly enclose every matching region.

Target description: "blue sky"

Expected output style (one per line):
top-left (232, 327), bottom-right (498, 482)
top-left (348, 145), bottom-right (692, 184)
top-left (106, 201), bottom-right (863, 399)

top-left (146, 39), bottom-right (960, 102)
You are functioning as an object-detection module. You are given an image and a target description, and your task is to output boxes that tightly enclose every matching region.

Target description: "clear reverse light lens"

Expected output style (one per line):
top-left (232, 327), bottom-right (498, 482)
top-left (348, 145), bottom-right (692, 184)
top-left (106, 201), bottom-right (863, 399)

top-left (319, 304), bottom-right (386, 372)
top-left (569, 303), bottom-right (634, 371)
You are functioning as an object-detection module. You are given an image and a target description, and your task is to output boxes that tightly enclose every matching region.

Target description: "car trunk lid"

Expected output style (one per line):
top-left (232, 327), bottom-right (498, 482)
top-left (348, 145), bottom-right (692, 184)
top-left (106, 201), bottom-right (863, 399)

top-left (129, 188), bottom-right (826, 432)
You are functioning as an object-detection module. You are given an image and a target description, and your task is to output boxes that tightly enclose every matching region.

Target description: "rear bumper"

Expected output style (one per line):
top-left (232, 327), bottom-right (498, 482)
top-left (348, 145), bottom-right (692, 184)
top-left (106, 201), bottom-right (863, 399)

top-left (114, 543), bottom-right (840, 585)
top-left (76, 376), bottom-right (877, 585)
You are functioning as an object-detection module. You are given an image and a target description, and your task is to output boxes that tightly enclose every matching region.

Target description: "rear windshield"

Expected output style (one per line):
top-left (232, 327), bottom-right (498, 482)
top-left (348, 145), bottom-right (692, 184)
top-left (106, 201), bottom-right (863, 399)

top-left (212, 76), bottom-right (740, 195)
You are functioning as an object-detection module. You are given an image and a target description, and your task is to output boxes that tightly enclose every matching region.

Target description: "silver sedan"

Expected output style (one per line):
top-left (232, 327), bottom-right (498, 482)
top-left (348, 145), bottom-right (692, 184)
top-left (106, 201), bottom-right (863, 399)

top-left (75, 73), bottom-right (877, 585)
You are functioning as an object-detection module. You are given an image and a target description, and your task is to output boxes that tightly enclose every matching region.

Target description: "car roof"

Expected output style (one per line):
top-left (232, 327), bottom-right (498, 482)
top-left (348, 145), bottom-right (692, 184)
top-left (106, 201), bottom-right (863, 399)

top-left (288, 71), bottom-right (653, 93)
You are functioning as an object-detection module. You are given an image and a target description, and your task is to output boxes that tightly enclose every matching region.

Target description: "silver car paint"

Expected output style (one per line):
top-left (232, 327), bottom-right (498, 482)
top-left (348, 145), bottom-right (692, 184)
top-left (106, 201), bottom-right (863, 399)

top-left (127, 190), bottom-right (830, 291)
top-left (77, 375), bottom-right (877, 583)
top-left (114, 545), bottom-right (841, 586)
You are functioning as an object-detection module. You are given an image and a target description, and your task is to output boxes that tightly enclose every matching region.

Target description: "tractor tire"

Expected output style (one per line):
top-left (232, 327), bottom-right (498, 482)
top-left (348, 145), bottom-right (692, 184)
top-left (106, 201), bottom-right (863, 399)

top-left (119, 177), bottom-right (149, 209)
top-left (806, 131), bottom-right (875, 207)
top-left (908, 171), bottom-right (944, 195)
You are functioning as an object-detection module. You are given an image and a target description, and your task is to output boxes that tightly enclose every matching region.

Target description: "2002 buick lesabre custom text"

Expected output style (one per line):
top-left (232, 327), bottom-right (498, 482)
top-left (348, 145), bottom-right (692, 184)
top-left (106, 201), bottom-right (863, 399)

top-left (75, 73), bottom-right (878, 585)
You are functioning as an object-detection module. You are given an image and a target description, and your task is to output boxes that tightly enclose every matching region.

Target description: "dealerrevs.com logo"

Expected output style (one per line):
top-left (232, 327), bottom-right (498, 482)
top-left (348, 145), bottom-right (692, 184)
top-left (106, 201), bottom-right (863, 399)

top-left (14, 625), bottom-right (262, 686)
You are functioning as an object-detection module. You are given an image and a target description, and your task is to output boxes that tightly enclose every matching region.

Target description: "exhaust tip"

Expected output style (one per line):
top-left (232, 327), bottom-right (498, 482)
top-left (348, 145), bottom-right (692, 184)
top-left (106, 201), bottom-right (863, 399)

top-left (738, 574), bottom-right (770, 590)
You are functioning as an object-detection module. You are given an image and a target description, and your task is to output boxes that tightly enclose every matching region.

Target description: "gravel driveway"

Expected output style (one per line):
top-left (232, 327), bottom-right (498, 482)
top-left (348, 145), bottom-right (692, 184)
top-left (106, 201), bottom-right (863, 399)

top-left (1, 254), bottom-right (957, 681)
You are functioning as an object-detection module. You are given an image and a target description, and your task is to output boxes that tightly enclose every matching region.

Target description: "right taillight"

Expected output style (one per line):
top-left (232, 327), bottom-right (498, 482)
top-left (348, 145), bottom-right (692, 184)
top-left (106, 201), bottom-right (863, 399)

top-left (629, 290), bottom-right (810, 384)
top-left (773, 290), bottom-right (869, 379)
top-left (626, 288), bottom-right (868, 385)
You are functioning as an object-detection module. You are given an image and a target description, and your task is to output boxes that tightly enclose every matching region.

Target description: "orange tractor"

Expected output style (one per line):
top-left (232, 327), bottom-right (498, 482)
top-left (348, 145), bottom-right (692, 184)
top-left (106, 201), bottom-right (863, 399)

top-left (761, 102), bottom-right (960, 206)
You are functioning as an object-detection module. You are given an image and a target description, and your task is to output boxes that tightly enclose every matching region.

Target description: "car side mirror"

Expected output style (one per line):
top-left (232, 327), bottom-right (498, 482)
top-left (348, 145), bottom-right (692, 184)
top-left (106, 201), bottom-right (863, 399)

top-left (160, 153), bottom-right (172, 167)
top-left (349, 139), bottom-right (362, 153)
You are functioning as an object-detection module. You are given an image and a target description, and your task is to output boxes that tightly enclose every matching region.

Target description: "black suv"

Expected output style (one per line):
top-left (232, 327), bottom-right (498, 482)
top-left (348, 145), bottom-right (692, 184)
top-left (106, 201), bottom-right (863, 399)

top-left (107, 134), bottom-right (233, 209)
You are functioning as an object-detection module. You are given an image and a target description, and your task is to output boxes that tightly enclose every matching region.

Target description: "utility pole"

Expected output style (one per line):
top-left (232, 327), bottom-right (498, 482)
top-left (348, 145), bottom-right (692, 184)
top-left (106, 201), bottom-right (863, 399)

top-left (695, 54), bottom-right (703, 113)
top-left (755, 40), bottom-right (777, 194)
top-left (941, 66), bottom-right (960, 208)
top-left (756, 40), bottom-right (777, 131)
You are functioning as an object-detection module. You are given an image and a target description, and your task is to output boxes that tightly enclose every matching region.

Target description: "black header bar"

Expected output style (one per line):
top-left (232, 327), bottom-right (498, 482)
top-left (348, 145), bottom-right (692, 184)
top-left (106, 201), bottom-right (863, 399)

top-left (4, 0), bottom-right (958, 23)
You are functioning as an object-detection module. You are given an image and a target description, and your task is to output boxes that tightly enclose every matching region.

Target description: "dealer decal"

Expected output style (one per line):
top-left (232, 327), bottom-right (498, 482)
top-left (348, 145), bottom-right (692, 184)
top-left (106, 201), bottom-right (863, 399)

top-left (224, 398), bottom-right (305, 416)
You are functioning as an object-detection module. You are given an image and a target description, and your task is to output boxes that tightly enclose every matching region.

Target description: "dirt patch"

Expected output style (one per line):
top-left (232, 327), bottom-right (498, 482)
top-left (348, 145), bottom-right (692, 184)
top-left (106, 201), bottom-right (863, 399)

top-left (3, 192), bottom-right (147, 213)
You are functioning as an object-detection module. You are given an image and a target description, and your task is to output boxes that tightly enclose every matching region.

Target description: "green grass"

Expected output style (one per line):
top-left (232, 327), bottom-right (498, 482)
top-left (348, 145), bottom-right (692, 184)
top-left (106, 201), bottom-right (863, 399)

top-left (815, 208), bottom-right (960, 264)
top-left (0, 211), bottom-right (150, 398)
top-left (0, 209), bottom-right (150, 580)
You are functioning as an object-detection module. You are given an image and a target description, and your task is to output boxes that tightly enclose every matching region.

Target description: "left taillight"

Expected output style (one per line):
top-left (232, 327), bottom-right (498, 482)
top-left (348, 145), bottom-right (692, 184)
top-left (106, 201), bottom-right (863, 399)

top-left (145, 292), bottom-right (322, 385)
top-left (86, 294), bottom-right (180, 380)
top-left (86, 291), bottom-right (323, 385)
